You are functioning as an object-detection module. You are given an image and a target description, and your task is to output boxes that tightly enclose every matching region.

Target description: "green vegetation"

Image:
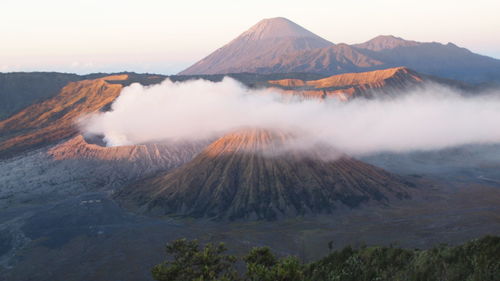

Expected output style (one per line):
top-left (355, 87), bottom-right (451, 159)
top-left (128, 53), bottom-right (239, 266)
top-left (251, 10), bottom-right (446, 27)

top-left (152, 236), bottom-right (500, 281)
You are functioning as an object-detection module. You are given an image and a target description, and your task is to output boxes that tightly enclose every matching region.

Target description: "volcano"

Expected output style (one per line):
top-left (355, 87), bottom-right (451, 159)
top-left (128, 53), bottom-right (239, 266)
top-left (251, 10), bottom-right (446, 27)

top-left (115, 129), bottom-right (414, 220)
top-left (179, 17), bottom-right (333, 75)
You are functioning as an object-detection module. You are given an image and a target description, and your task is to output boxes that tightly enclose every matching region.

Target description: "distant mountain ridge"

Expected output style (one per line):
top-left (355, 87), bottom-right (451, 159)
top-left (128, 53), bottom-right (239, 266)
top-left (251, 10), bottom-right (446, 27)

top-left (353, 35), bottom-right (420, 51)
top-left (180, 18), bottom-right (500, 83)
top-left (267, 67), bottom-right (428, 100)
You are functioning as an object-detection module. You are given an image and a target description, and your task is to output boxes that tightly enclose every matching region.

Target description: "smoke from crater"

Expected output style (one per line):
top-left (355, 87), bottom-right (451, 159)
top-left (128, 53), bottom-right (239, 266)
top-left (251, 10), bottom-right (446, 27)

top-left (80, 77), bottom-right (500, 156)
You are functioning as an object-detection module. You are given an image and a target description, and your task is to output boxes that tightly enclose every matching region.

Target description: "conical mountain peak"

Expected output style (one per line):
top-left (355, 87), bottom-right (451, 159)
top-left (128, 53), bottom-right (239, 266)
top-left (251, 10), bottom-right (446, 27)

top-left (115, 128), bottom-right (414, 220)
top-left (238, 17), bottom-right (327, 41)
top-left (203, 128), bottom-right (293, 156)
top-left (179, 17), bottom-right (333, 75)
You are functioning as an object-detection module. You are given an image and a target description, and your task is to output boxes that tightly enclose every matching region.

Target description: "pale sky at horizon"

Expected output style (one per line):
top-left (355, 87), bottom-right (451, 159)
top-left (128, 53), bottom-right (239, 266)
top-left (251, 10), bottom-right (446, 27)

top-left (1, 0), bottom-right (499, 75)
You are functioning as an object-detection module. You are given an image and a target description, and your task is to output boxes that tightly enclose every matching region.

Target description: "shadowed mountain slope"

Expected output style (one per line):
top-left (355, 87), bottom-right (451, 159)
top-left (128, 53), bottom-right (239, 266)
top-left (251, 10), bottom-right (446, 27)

top-left (352, 35), bottom-right (500, 83)
top-left (115, 129), bottom-right (414, 220)
top-left (0, 72), bottom-right (83, 120)
top-left (255, 37), bottom-right (500, 83)
top-left (262, 43), bottom-right (384, 75)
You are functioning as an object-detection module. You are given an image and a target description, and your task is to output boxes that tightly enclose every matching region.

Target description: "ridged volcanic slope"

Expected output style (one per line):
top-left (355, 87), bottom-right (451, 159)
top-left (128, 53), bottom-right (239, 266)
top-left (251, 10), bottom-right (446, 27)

top-left (115, 129), bottom-right (414, 220)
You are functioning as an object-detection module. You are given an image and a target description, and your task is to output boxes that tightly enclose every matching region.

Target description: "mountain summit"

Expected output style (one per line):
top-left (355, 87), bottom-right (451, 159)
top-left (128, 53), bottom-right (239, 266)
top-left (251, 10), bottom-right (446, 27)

top-left (353, 35), bottom-right (420, 51)
top-left (236, 17), bottom-right (328, 41)
top-left (179, 17), bottom-right (333, 75)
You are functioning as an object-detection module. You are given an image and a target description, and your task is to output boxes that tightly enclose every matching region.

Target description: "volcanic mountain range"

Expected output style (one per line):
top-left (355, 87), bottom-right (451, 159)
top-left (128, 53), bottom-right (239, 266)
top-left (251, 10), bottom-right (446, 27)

top-left (180, 17), bottom-right (500, 83)
top-left (0, 18), bottom-right (494, 221)
top-left (0, 67), bottom-right (433, 219)
top-left (1, 16), bottom-right (500, 281)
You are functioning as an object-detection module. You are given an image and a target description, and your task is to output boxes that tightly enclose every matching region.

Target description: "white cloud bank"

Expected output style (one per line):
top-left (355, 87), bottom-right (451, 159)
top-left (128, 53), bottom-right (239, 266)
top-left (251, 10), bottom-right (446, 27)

top-left (81, 77), bottom-right (500, 156)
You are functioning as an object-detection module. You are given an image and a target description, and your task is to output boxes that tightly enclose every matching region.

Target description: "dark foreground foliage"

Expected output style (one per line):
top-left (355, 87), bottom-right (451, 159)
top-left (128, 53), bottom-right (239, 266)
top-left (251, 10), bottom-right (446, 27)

top-left (152, 236), bottom-right (500, 281)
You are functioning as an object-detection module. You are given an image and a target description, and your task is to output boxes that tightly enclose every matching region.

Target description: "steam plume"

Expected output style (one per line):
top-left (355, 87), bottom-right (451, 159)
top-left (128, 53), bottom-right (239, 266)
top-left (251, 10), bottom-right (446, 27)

top-left (81, 78), bottom-right (500, 156)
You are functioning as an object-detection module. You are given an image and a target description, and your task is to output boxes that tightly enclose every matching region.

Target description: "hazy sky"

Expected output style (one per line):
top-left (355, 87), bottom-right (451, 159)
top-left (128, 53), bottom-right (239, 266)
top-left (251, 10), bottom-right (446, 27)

top-left (1, 0), bottom-right (499, 74)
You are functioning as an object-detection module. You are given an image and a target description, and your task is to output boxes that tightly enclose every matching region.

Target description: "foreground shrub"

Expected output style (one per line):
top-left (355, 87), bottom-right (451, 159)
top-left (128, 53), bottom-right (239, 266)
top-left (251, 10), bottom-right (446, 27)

top-left (153, 236), bottom-right (500, 281)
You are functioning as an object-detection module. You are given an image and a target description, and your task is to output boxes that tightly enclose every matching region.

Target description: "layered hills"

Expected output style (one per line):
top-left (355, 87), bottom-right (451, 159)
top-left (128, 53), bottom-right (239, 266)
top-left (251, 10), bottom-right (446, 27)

top-left (115, 129), bottom-right (414, 220)
top-left (352, 35), bottom-right (500, 83)
top-left (180, 19), bottom-right (500, 83)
